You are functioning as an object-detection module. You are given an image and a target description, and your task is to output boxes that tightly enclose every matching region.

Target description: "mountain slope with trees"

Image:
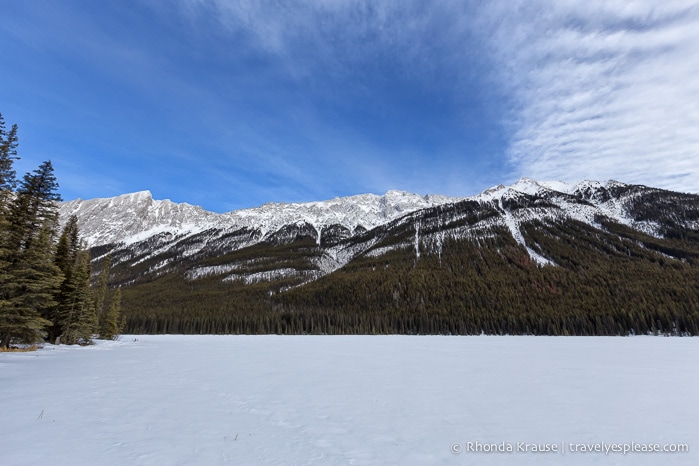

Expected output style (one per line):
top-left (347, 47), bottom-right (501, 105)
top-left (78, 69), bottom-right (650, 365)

top-left (72, 179), bottom-right (699, 336)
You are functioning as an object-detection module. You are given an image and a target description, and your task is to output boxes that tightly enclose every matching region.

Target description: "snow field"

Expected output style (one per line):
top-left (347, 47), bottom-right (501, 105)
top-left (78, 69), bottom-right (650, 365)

top-left (1, 335), bottom-right (697, 465)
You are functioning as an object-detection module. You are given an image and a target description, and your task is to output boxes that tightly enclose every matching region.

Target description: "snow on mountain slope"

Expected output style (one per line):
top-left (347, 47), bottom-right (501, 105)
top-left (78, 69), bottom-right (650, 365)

top-left (59, 189), bottom-right (462, 248)
top-left (58, 178), bottom-right (648, 269)
top-left (220, 190), bottom-right (460, 242)
top-left (60, 179), bottom-right (612, 249)
top-left (473, 178), bottom-right (658, 234)
top-left (496, 197), bottom-right (554, 266)
top-left (325, 178), bottom-right (681, 267)
top-left (59, 191), bottom-right (223, 247)
top-left (474, 178), bottom-right (623, 202)
top-left (58, 179), bottom-right (698, 286)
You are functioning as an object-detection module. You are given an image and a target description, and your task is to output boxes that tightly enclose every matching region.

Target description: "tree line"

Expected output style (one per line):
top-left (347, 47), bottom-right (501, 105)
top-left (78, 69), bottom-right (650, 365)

top-left (117, 218), bottom-right (699, 336)
top-left (0, 112), bottom-right (122, 349)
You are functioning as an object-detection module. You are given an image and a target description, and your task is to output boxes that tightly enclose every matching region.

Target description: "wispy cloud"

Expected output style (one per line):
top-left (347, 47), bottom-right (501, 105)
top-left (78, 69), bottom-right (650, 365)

top-left (482, 0), bottom-right (699, 193)
top-left (174, 0), bottom-right (504, 199)
top-left (8, 0), bottom-right (695, 212)
top-left (183, 1), bottom-right (460, 77)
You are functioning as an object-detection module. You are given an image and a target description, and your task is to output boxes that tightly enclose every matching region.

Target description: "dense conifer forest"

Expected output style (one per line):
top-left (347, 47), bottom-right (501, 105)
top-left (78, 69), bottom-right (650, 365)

top-left (116, 213), bottom-right (699, 336)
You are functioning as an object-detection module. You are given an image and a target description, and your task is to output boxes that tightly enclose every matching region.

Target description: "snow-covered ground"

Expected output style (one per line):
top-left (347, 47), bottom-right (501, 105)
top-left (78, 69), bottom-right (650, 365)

top-left (1, 335), bottom-right (697, 465)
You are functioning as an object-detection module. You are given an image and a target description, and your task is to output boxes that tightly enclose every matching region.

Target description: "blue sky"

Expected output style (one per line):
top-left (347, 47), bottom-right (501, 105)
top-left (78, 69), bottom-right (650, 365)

top-left (2, 0), bottom-right (698, 212)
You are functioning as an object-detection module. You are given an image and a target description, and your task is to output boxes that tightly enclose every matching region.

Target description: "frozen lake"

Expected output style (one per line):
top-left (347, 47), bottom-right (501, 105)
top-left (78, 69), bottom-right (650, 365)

top-left (1, 335), bottom-right (697, 465)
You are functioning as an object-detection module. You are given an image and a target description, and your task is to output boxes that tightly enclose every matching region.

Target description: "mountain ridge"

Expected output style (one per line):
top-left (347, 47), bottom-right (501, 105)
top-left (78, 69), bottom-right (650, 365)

top-left (60, 177), bottom-right (693, 277)
top-left (60, 178), bottom-right (643, 249)
top-left (62, 178), bottom-right (699, 335)
top-left (60, 188), bottom-right (463, 248)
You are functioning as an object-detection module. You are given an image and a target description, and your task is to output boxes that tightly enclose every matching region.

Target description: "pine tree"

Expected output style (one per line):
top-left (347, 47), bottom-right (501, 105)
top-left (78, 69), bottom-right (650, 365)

top-left (53, 215), bottom-right (103, 344)
top-left (0, 113), bottom-right (17, 346)
top-left (100, 288), bottom-right (122, 340)
top-left (4, 161), bottom-right (61, 257)
top-left (0, 114), bottom-right (19, 250)
top-left (0, 114), bottom-right (20, 347)
top-left (49, 215), bottom-right (82, 342)
top-left (0, 112), bottom-right (19, 197)
top-left (94, 253), bottom-right (111, 330)
top-left (0, 222), bottom-right (60, 347)
top-left (55, 250), bottom-right (96, 344)
top-left (55, 215), bottom-right (80, 275)
top-left (0, 160), bottom-right (63, 348)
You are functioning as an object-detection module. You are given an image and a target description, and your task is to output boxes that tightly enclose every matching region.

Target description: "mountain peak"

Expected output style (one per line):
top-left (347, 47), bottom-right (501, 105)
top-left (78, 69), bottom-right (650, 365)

top-left (58, 179), bottom-right (649, 250)
top-left (60, 187), bottom-right (461, 248)
top-left (383, 189), bottom-right (413, 197)
top-left (111, 190), bottom-right (153, 202)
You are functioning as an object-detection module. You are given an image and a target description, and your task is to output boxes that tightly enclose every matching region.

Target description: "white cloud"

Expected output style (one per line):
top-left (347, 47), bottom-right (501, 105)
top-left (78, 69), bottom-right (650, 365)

top-left (480, 0), bottom-right (699, 193)
top-left (172, 1), bottom-right (699, 196)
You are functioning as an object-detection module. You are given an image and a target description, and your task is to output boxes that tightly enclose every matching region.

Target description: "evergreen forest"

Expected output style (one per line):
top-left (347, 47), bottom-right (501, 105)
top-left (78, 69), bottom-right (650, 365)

top-left (0, 113), bottom-right (122, 349)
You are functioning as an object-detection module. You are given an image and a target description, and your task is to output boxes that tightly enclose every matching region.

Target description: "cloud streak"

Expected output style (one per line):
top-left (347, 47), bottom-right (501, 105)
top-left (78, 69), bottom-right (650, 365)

top-left (483, 0), bottom-right (699, 193)
top-left (5, 0), bottom-right (697, 213)
top-left (172, 1), bottom-right (504, 200)
top-left (180, 0), bottom-right (699, 195)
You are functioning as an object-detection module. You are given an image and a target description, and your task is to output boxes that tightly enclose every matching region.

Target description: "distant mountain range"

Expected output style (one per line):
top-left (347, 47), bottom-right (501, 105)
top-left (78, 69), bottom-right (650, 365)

top-left (59, 179), bottom-right (699, 336)
top-left (60, 188), bottom-right (457, 248)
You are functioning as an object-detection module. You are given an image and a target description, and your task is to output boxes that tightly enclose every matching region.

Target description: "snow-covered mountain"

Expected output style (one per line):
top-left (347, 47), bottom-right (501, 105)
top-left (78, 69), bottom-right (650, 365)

top-left (60, 179), bottom-right (699, 336)
top-left (61, 178), bottom-right (647, 248)
top-left (59, 178), bottom-right (699, 288)
top-left (60, 189), bottom-right (460, 248)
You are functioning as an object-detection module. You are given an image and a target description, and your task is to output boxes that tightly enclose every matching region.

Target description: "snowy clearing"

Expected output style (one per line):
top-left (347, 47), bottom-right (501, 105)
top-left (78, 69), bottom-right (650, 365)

top-left (1, 335), bottom-right (697, 465)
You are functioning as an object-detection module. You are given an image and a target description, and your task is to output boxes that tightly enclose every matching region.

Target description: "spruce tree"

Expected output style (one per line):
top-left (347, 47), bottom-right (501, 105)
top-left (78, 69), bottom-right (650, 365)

top-left (100, 288), bottom-right (122, 340)
top-left (0, 222), bottom-right (59, 347)
top-left (92, 253), bottom-right (124, 340)
top-left (49, 215), bottom-right (83, 342)
top-left (0, 114), bottom-right (20, 347)
top-left (94, 253), bottom-right (111, 330)
top-left (0, 112), bottom-right (19, 197)
top-left (55, 249), bottom-right (96, 344)
top-left (4, 161), bottom-right (61, 258)
top-left (0, 160), bottom-right (63, 348)
top-left (0, 116), bottom-right (13, 346)
top-left (55, 215), bottom-right (80, 275)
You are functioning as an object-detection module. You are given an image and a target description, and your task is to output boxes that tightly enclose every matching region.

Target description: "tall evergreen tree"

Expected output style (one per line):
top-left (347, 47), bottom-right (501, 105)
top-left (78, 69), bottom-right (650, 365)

top-left (55, 215), bottom-right (80, 275)
top-left (0, 114), bottom-right (20, 346)
top-left (49, 215), bottom-right (83, 342)
top-left (93, 253), bottom-right (124, 340)
top-left (0, 222), bottom-right (59, 347)
top-left (55, 249), bottom-right (96, 344)
top-left (0, 112), bottom-right (20, 197)
top-left (100, 288), bottom-right (122, 340)
top-left (0, 160), bottom-right (63, 348)
top-left (4, 161), bottom-right (61, 263)
top-left (94, 253), bottom-right (111, 329)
